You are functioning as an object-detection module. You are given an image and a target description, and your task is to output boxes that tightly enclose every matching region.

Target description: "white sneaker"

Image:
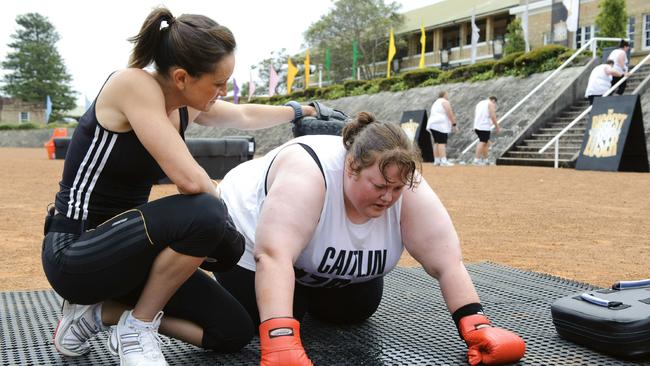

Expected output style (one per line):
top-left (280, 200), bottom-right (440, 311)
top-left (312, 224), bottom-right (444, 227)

top-left (53, 300), bottom-right (106, 357)
top-left (472, 158), bottom-right (486, 166)
top-left (439, 160), bottom-right (455, 166)
top-left (433, 160), bottom-right (441, 166)
top-left (109, 310), bottom-right (169, 366)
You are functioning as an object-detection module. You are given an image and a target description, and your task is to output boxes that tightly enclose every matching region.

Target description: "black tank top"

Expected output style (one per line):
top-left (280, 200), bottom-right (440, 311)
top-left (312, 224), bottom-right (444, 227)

top-left (54, 80), bottom-right (189, 230)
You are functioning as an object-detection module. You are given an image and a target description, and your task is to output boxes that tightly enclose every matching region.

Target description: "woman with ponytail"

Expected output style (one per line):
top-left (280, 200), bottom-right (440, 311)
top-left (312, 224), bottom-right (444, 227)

top-left (42, 6), bottom-right (315, 366)
top-left (214, 112), bottom-right (526, 366)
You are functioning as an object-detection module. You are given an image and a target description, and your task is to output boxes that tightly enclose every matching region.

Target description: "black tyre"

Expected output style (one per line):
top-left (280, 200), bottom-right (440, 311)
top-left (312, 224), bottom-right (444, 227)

top-left (292, 117), bottom-right (347, 138)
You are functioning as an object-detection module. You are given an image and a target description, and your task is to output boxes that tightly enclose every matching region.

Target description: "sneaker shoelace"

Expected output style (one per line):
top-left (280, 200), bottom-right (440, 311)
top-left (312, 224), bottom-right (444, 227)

top-left (121, 313), bottom-right (170, 360)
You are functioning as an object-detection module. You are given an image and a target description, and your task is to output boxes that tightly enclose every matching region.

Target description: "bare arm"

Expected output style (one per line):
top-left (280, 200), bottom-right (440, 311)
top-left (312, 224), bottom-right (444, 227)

top-left (605, 65), bottom-right (623, 78)
top-left (489, 101), bottom-right (500, 133)
top-left (103, 70), bottom-right (214, 195)
top-left (442, 100), bottom-right (457, 125)
top-left (400, 175), bottom-right (479, 312)
top-left (617, 52), bottom-right (627, 72)
top-left (192, 100), bottom-right (316, 130)
top-left (254, 145), bottom-right (326, 321)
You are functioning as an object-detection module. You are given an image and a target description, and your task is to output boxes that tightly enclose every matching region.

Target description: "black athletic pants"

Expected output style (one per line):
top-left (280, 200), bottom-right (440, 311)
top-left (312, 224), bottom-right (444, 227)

top-left (611, 76), bottom-right (627, 95)
top-left (215, 265), bottom-right (384, 327)
top-left (42, 193), bottom-right (253, 352)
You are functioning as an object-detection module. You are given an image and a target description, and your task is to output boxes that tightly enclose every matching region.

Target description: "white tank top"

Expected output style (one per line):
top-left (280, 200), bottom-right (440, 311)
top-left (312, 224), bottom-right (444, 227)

top-left (607, 49), bottom-right (628, 74)
top-left (473, 99), bottom-right (492, 131)
top-left (427, 98), bottom-right (452, 133)
top-left (585, 64), bottom-right (613, 97)
top-left (219, 135), bottom-right (404, 288)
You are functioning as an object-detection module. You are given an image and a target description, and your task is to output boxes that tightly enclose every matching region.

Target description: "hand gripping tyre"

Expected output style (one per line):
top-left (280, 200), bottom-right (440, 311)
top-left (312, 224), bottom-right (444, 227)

top-left (291, 101), bottom-right (349, 138)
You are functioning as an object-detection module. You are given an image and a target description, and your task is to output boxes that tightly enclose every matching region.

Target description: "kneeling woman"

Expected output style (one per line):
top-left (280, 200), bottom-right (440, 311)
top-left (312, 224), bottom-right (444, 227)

top-left (215, 112), bottom-right (526, 365)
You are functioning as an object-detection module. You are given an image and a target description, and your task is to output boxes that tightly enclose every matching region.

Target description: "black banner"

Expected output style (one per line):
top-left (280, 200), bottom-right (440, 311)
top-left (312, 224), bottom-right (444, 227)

top-left (576, 95), bottom-right (649, 172)
top-left (400, 110), bottom-right (433, 162)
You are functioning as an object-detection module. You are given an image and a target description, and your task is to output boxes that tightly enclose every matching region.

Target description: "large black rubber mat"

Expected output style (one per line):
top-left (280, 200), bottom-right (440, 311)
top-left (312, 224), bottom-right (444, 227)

top-left (2, 262), bottom-right (648, 365)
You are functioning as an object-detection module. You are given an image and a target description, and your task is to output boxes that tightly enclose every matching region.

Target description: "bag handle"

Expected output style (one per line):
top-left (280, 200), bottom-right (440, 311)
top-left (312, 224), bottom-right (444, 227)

top-left (579, 293), bottom-right (623, 308)
top-left (611, 279), bottom-right (650, 290)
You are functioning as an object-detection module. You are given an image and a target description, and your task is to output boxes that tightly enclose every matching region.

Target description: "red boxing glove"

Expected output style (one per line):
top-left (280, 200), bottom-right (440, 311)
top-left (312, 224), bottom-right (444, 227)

top-left (459, 314), bottom-right (526, 365)
top-left (259, 317), bottom-right (313, 366)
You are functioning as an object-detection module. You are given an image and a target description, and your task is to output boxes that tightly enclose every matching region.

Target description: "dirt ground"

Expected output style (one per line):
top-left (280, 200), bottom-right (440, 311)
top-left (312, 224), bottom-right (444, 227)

top-left (1, 147), bottom-right (648, 291)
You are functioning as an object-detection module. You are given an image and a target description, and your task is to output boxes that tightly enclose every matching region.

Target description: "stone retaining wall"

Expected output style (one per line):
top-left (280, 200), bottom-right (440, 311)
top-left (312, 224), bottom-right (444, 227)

top-left (3, 66), bottom-right (649, 161)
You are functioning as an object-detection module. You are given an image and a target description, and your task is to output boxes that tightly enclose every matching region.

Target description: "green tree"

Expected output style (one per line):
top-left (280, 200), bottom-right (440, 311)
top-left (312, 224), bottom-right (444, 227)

top-left (504, 18), bottom-right (526, 55)
top-left (304, 0), bottom-right (404, 82)
top-left (595, 0), bottom-right (627, 47)
top-left (1, 13), bottom-right (77, 122)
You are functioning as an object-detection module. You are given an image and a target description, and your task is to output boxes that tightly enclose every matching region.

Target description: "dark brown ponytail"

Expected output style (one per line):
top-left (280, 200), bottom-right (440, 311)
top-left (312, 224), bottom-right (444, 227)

top-left (128, 7), bottom-right (236, 77)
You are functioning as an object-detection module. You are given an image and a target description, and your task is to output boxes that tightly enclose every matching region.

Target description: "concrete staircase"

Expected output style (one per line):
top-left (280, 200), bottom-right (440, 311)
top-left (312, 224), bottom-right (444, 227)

top-left (497, 64), bottom-right (650, 167)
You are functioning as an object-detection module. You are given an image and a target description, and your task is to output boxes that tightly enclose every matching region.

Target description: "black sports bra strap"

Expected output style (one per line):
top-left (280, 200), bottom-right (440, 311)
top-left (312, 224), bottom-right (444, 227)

top-left (264, 142), bottom-right (327, 195)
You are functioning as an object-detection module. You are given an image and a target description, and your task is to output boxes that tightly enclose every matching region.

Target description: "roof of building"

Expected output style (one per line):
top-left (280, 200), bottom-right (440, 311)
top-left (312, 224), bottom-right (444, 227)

top-left (398, 0), bottom-right (519, 34)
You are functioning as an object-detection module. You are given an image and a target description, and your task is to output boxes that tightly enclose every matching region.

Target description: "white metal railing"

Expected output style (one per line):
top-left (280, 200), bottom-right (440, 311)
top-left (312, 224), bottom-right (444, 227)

top-left (460, 37), bottom-right (626, 156)
top-left (538, 49), bottom-right (650, 168)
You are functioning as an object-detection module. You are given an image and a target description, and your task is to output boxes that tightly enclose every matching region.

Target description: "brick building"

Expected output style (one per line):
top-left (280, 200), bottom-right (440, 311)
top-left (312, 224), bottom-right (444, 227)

top-left (0, 98), bottom-right (46, 124)
top-left (509, 0), bottom-right (650, 64)
top-left (386, 0), bottom-right (650, 73)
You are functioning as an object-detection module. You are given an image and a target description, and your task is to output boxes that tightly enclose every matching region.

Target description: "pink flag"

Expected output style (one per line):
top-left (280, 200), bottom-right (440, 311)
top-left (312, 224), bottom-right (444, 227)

top-left (248, 70), bottom-right (256, 102)
top-left (268, 65), bottom-right (279, 97)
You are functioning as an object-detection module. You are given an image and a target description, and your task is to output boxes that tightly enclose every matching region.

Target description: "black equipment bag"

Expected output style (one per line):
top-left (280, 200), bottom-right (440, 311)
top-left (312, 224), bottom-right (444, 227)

top-left (551, 279), bottom-right (650, 359)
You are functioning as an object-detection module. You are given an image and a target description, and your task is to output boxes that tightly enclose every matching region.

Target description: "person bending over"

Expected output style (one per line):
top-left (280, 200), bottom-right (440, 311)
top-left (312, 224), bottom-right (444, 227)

top-left (42, 6), bottom-right (315, 366)
top-left (215, 111), bottom-right (526, 365)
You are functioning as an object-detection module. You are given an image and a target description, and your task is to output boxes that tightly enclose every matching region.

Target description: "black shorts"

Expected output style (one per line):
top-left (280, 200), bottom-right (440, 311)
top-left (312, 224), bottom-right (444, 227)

top-left (475, 129), bottom-right (491, 142)
top-left (428, 129), bottom-right (448, 144)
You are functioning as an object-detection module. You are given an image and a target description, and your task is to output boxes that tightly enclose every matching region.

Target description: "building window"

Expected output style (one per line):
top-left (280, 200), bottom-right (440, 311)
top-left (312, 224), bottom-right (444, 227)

top-left (466, 19), bottom-right (486, 44)
top-left (492, 14), bottom-right (512, 41)
top-left (628, 16), bottom-right (635, 50)
top-left (641, 14), bottom-right (650, 49)
top-left (20, 112), bottom-right (29, 122)
top-left (442, 25), bottom-right (460, 49)
top-left (425, 30), bottom-right (435, 53)
top-left (576, 25), bottom-right (593, 48)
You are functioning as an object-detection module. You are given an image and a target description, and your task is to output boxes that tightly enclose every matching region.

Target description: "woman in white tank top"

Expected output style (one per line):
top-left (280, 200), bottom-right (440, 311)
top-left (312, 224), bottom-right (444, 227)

top-left (426, 91), bottom-right (458, 166)
top-left (215, 111), bottom-right (526, 365)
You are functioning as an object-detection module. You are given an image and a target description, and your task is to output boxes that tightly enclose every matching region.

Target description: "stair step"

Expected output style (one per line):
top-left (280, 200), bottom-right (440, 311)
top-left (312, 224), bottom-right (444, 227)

top-left (531, 133), bottom-right (584, 138)
top-left (523, 138), bottom-right (583, 146)
top-left (504, 151), bottom-right (577, 159)
top-left (496, 157), bottom-right (575, 168)
top-left (539, 127), bottom-right (586, 133)
top-left (514, 145), bottom-right (580, 152)
top-left (548, 122), bottom-right (586, 128)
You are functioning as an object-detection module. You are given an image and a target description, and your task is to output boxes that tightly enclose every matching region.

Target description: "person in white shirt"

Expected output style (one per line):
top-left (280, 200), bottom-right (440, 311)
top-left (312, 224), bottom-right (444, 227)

top-left (426, 91), bottom-right (458, 166)
top-left (213, 111), bottom-right (526, 366)
top-left (473, 96), bottom-right (499, 166)
top-left (585, 60), bottom-right (624, 105)
top-left (607, 39), bottom-right (630, 95)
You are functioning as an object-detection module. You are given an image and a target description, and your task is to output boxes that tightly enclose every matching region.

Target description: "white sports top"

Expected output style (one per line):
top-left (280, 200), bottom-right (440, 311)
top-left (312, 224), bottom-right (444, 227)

top-left (427, 98), bottom-right (452, 133)
top-left (585, 64), bottom-right (613, 97)
top-left (473, 99), bottom-right (492, 131)
top-left (218, 135), bottom-right (404, 288)
top-left (607, 49), bottom-right (628, 74)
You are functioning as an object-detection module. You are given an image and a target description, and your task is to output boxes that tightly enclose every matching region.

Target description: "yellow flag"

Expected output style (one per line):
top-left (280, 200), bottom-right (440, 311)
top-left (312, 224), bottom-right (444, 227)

top-left (304, 49), bottom-right (310, 89)
top-left (287, 58), bottom-right (298, 94)
top-left (419, 24), bottom-right (426, 69)
top-left (387, 28), bottom-right (396, 78)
